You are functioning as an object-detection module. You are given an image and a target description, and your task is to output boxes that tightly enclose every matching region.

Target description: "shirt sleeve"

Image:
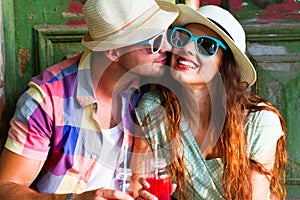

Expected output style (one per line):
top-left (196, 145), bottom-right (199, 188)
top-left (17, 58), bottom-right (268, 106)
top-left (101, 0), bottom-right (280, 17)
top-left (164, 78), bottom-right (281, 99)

top-left (5, 82), bottom-right (53, 160)
top-left (245, 109), bottom-right (284, 160)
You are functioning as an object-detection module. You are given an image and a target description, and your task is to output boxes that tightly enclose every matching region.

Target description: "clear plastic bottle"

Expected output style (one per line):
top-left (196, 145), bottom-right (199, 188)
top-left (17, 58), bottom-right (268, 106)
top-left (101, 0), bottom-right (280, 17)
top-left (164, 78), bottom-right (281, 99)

top-left (146, 157), bottom-right (171, 200)
top-left (111, 167), bottom-right (134, 197)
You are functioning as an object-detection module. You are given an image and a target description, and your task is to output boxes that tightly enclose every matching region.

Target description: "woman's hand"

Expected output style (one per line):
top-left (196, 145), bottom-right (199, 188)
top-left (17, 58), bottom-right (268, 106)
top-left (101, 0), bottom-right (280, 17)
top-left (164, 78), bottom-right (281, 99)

top-left (135, 177), bottom-right (177, 200)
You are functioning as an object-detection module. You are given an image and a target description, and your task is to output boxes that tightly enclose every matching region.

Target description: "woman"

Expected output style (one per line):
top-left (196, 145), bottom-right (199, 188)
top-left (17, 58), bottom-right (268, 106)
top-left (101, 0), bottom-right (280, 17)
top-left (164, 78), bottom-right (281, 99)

top-left (132, 5), bottom-right (286, 200)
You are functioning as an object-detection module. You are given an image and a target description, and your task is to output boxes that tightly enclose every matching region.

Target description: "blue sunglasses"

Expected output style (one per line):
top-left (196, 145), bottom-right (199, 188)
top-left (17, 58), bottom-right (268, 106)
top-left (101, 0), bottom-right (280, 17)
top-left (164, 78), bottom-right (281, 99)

top-left (170, 27), bottom-right (227, 57)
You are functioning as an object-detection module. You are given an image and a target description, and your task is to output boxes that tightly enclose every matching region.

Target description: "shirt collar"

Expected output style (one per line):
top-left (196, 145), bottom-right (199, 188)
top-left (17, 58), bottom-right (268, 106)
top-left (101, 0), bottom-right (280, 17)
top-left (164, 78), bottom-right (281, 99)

top-left (76, 50), bottom-right (97, 108)
top-left (75, 50), bottom-right (141, 108)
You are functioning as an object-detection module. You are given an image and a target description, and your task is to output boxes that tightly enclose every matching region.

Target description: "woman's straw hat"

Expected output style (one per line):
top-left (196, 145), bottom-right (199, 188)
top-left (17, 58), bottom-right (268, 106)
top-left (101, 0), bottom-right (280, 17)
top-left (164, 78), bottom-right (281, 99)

top-left (82, 0), bottom-right (179, 51)
top-left (174, 5), bottom-right (257, 87)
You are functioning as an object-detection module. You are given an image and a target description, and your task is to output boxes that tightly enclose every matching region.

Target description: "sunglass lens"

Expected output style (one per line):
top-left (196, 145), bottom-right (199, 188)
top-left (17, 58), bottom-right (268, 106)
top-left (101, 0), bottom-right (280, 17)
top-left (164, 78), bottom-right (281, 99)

top-left (171, 29), bottom-right (191, 48)
top-left (197, 37), bottom-right (218, 56)
top-left (152, 34), bottom-right (163, 53)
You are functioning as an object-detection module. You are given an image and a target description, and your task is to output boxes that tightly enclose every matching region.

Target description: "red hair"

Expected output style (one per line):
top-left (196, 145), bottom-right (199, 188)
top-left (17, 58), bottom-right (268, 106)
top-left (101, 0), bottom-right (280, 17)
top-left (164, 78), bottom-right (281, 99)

top-left (159, 49), bottom-right (286, 199)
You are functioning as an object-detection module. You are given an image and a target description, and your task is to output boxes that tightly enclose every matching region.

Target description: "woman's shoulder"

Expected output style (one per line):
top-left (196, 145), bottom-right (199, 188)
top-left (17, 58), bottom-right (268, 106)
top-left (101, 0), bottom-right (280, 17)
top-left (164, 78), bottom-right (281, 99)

top-left (134, 90), bottom-right (164, 124)
top-left (245, 103), bottom-right (284, 159)
top-left (138, 90), bottom-right (164, 108)
top-left (246, 103), bottom-right (281, 126)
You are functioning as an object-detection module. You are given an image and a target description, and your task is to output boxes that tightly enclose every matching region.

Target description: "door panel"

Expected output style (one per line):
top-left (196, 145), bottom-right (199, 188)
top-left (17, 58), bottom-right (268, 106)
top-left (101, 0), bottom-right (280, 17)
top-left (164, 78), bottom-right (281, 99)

top-left (34, 25), bottom-right (86, 72)
top-left (245, 23), bottom-right (300, 199)
top-left (1, 0), bottom-right (87, 147)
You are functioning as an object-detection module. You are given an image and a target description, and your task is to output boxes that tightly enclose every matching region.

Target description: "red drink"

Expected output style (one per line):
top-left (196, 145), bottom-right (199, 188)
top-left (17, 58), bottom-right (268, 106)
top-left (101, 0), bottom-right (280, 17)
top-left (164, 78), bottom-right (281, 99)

top-left (146, 175), bottom-right (171, 200)
top-left (125, 191), bottom-right (134, 197)
top-left (146, 158), bottom-right (171, 200)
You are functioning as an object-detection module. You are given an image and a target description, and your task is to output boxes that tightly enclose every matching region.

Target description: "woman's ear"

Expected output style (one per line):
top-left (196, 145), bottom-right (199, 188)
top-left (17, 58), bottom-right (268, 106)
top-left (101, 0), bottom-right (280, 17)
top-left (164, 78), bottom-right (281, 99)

top-left (105, 49), bottom-right (121, 62)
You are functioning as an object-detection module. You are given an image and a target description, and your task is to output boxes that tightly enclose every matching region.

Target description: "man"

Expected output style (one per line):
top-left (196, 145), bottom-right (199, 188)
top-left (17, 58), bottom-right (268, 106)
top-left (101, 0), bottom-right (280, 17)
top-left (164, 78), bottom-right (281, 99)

top-left (0, 0), bottom-right (178, 199)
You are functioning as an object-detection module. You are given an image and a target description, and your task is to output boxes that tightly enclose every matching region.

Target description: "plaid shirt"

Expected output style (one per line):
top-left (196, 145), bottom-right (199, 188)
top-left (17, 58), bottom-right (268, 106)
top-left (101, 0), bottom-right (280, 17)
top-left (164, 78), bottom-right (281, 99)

top-left (5, 50), bottom-right (139, 194)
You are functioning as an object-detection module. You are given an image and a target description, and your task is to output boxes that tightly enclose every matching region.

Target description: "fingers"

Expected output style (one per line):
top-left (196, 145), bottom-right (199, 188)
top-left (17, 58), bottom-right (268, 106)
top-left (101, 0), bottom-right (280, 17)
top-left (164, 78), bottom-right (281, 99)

top-left (138, 177), bottom-right (150, 189)
top-left (171, 183), bottom-right (177, 194)
top-left (135, 195), bottom-right (157, 200)
top-left (136, 179), bottom-right (158, 200)
top-left (137, 183), bottom-right (176, 199)
top-left (136, 179), bottom-right (176, 199)
top-left (137, 188), bottom-right (158, 200)
top-left (95, 187), bottom-right (134, 200)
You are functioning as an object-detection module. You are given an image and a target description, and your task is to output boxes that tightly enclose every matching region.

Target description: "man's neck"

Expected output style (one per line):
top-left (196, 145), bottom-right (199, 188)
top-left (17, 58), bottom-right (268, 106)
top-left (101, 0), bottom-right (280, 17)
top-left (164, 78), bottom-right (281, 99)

top-left (90, 51), bottom-right (137, 129)
top-left (90, 52), bottom-right (122, 97)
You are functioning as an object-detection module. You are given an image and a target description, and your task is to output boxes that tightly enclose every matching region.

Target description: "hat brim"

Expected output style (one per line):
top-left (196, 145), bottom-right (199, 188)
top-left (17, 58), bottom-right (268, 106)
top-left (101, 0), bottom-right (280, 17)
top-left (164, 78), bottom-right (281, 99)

top-left (174, 5), bottom-right (256, 87)
top-left (82, 1), bottom-right (179, 52)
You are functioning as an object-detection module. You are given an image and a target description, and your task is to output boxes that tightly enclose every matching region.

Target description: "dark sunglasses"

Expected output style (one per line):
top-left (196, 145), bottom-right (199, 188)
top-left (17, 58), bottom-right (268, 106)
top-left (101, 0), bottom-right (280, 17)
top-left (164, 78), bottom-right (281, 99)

top-left (170, 27), bottom-right (227, 57)
top-left (135, 31), bottom-right (167, 54)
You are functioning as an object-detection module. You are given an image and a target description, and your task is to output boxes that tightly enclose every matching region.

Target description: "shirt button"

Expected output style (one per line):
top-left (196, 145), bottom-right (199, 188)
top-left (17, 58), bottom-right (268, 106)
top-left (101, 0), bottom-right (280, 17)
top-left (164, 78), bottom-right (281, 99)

top-left (93, 103), bottom-right (97, 110)
top-left (90, 154), bottom-right (97, 159)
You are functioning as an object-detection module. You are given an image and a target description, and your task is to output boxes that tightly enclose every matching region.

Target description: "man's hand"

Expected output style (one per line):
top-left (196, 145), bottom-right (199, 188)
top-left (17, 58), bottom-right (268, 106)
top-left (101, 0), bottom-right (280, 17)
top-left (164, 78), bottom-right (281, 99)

top-left (73, 187), bottom-right (134, 200)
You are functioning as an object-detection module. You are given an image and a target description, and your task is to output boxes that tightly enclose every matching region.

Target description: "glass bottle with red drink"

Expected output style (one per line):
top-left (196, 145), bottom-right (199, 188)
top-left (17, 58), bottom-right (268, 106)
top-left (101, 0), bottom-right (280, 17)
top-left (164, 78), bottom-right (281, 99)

top-left (111, 167), bottom-right (134, 197)
top-left (146, 157), bottom-right (172, 200)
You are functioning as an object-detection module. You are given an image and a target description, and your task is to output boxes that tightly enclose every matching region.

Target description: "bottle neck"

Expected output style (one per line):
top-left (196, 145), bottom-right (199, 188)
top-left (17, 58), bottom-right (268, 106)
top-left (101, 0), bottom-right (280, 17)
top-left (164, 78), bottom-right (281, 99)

top-left (115, 168), bottom-right (132, 179)
top-left (150, 157), bottom-right (167, 170)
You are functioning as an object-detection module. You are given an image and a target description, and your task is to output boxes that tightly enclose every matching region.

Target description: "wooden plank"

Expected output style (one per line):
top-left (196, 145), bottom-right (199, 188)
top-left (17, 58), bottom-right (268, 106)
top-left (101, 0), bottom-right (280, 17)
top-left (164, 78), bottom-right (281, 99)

top-left (34, 25), bottom-right (87, 72)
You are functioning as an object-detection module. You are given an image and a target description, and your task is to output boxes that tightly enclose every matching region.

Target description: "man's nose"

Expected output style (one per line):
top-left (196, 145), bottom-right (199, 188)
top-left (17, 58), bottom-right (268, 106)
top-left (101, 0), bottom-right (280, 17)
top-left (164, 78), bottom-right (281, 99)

top-left (159, 37), bottom-right (172, 53)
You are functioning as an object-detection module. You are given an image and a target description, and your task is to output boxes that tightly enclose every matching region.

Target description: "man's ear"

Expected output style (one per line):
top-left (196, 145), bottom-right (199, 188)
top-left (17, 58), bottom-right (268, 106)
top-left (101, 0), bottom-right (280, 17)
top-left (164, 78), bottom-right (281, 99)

top-left (105, 49), bottom-right (121, 62)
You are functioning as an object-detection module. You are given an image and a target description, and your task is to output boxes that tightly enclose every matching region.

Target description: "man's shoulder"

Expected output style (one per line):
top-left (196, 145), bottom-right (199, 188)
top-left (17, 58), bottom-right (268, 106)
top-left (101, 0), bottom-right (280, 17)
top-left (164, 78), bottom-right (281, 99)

top-left (33, 52), bottom-right (84, 84)
top-left (47, 52), bottom-right (83, 74)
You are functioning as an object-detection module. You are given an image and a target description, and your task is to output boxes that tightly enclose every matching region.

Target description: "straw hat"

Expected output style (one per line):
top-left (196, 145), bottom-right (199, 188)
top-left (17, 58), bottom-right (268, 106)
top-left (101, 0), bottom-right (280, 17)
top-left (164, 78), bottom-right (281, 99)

top-left (174, 5), bottom-right (257, 87)
top-left (82, 0), bottom-right (179, 51)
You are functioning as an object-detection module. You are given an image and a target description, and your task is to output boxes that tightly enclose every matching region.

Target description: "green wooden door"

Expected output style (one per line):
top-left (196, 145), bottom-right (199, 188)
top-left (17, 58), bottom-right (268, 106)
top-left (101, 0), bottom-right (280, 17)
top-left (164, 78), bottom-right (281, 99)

top-left (1, 0), bottom-right (87, 146)
top-left (1, 0), bottom-right (300, 198)
top-left (237, 1), bottom-right (300, 198)
top-left (244, 23), bottom-right (300, 199)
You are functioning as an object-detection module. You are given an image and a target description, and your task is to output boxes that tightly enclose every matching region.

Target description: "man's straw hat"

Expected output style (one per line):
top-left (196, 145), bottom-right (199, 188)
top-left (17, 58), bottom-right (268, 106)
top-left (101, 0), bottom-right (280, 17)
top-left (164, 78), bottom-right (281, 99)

top-left (82, 0), bottom-right (179, 51)
top-left (174, 5), bottom-right (257, 87)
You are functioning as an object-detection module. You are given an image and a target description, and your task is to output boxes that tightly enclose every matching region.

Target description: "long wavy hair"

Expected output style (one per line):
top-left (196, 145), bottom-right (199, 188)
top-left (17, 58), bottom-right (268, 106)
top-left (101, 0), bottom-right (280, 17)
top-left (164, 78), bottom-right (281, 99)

top-left (159, 49), bottom-right (287, 200)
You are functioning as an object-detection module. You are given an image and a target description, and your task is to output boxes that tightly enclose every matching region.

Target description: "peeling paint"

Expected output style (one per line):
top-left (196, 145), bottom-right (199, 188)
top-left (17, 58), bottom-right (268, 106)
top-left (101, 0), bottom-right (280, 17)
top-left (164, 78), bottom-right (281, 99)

top-left (201, 0), bottom-right (300, 23)
top-left (18, 48), bottom-right (31, 77)
top-left (62, 12), bottom-right (83, 18)
top-left (0, 0), bottom-right (4, 125)
top-left (259, 62), bottom-right (300, 84)
top-left (0, 95), bottom-right (4, 121)
top-left (0, 64), bottom-right (3, 123)
top-left (258, 0), bottom-right (300, 23)
top-left (65, 0), bottom-right (86, 25)
top-left (66, 19), bottom-right (86, 25)
top-left (266, 80), bottom-right (283, 110)
top-left (27, 13), bottom-right (35, 20)
top-left (68, 0), bottom-right (83, 13)
top-left (247, 43), bottom-right (287, 55)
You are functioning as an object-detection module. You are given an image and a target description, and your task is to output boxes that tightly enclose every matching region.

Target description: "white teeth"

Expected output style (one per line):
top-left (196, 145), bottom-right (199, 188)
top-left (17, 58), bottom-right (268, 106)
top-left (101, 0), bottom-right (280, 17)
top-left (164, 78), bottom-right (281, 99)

top-left (178, 60), bottom-right (197, 69)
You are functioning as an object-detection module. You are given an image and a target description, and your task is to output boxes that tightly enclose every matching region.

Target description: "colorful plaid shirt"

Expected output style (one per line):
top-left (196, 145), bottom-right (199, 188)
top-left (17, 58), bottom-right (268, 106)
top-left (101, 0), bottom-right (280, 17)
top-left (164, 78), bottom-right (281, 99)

top-left (5, 50), bottom-right (140, 194)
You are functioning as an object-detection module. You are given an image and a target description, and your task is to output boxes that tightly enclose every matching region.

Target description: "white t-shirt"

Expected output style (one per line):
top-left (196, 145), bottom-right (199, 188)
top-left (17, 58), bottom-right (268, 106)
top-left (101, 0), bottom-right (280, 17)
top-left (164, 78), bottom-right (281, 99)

top-left (85, 126), bottom-right (122, 190)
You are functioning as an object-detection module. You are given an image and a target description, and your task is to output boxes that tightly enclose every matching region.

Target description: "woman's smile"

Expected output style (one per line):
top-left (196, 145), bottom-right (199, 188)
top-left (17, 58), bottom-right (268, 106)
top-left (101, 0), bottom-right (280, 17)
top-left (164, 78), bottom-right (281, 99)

top-left (175, 56), bottom-right (199, 70)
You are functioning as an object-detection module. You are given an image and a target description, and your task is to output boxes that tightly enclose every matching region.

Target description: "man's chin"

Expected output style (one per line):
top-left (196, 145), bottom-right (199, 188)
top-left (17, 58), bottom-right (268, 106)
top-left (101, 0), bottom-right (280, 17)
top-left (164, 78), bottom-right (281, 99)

top-left (129, 62), bottom-right (169, 78)
top-left (147, 68), bottom-right (165, 78)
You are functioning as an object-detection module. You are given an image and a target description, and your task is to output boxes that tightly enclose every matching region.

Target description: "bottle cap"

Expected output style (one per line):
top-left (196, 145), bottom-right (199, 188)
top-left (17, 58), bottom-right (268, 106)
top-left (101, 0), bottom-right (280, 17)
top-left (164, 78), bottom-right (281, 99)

top-left (150, 157), bottom-right (167, 169)
top-left (116, 167), bottom-right (132, 176)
